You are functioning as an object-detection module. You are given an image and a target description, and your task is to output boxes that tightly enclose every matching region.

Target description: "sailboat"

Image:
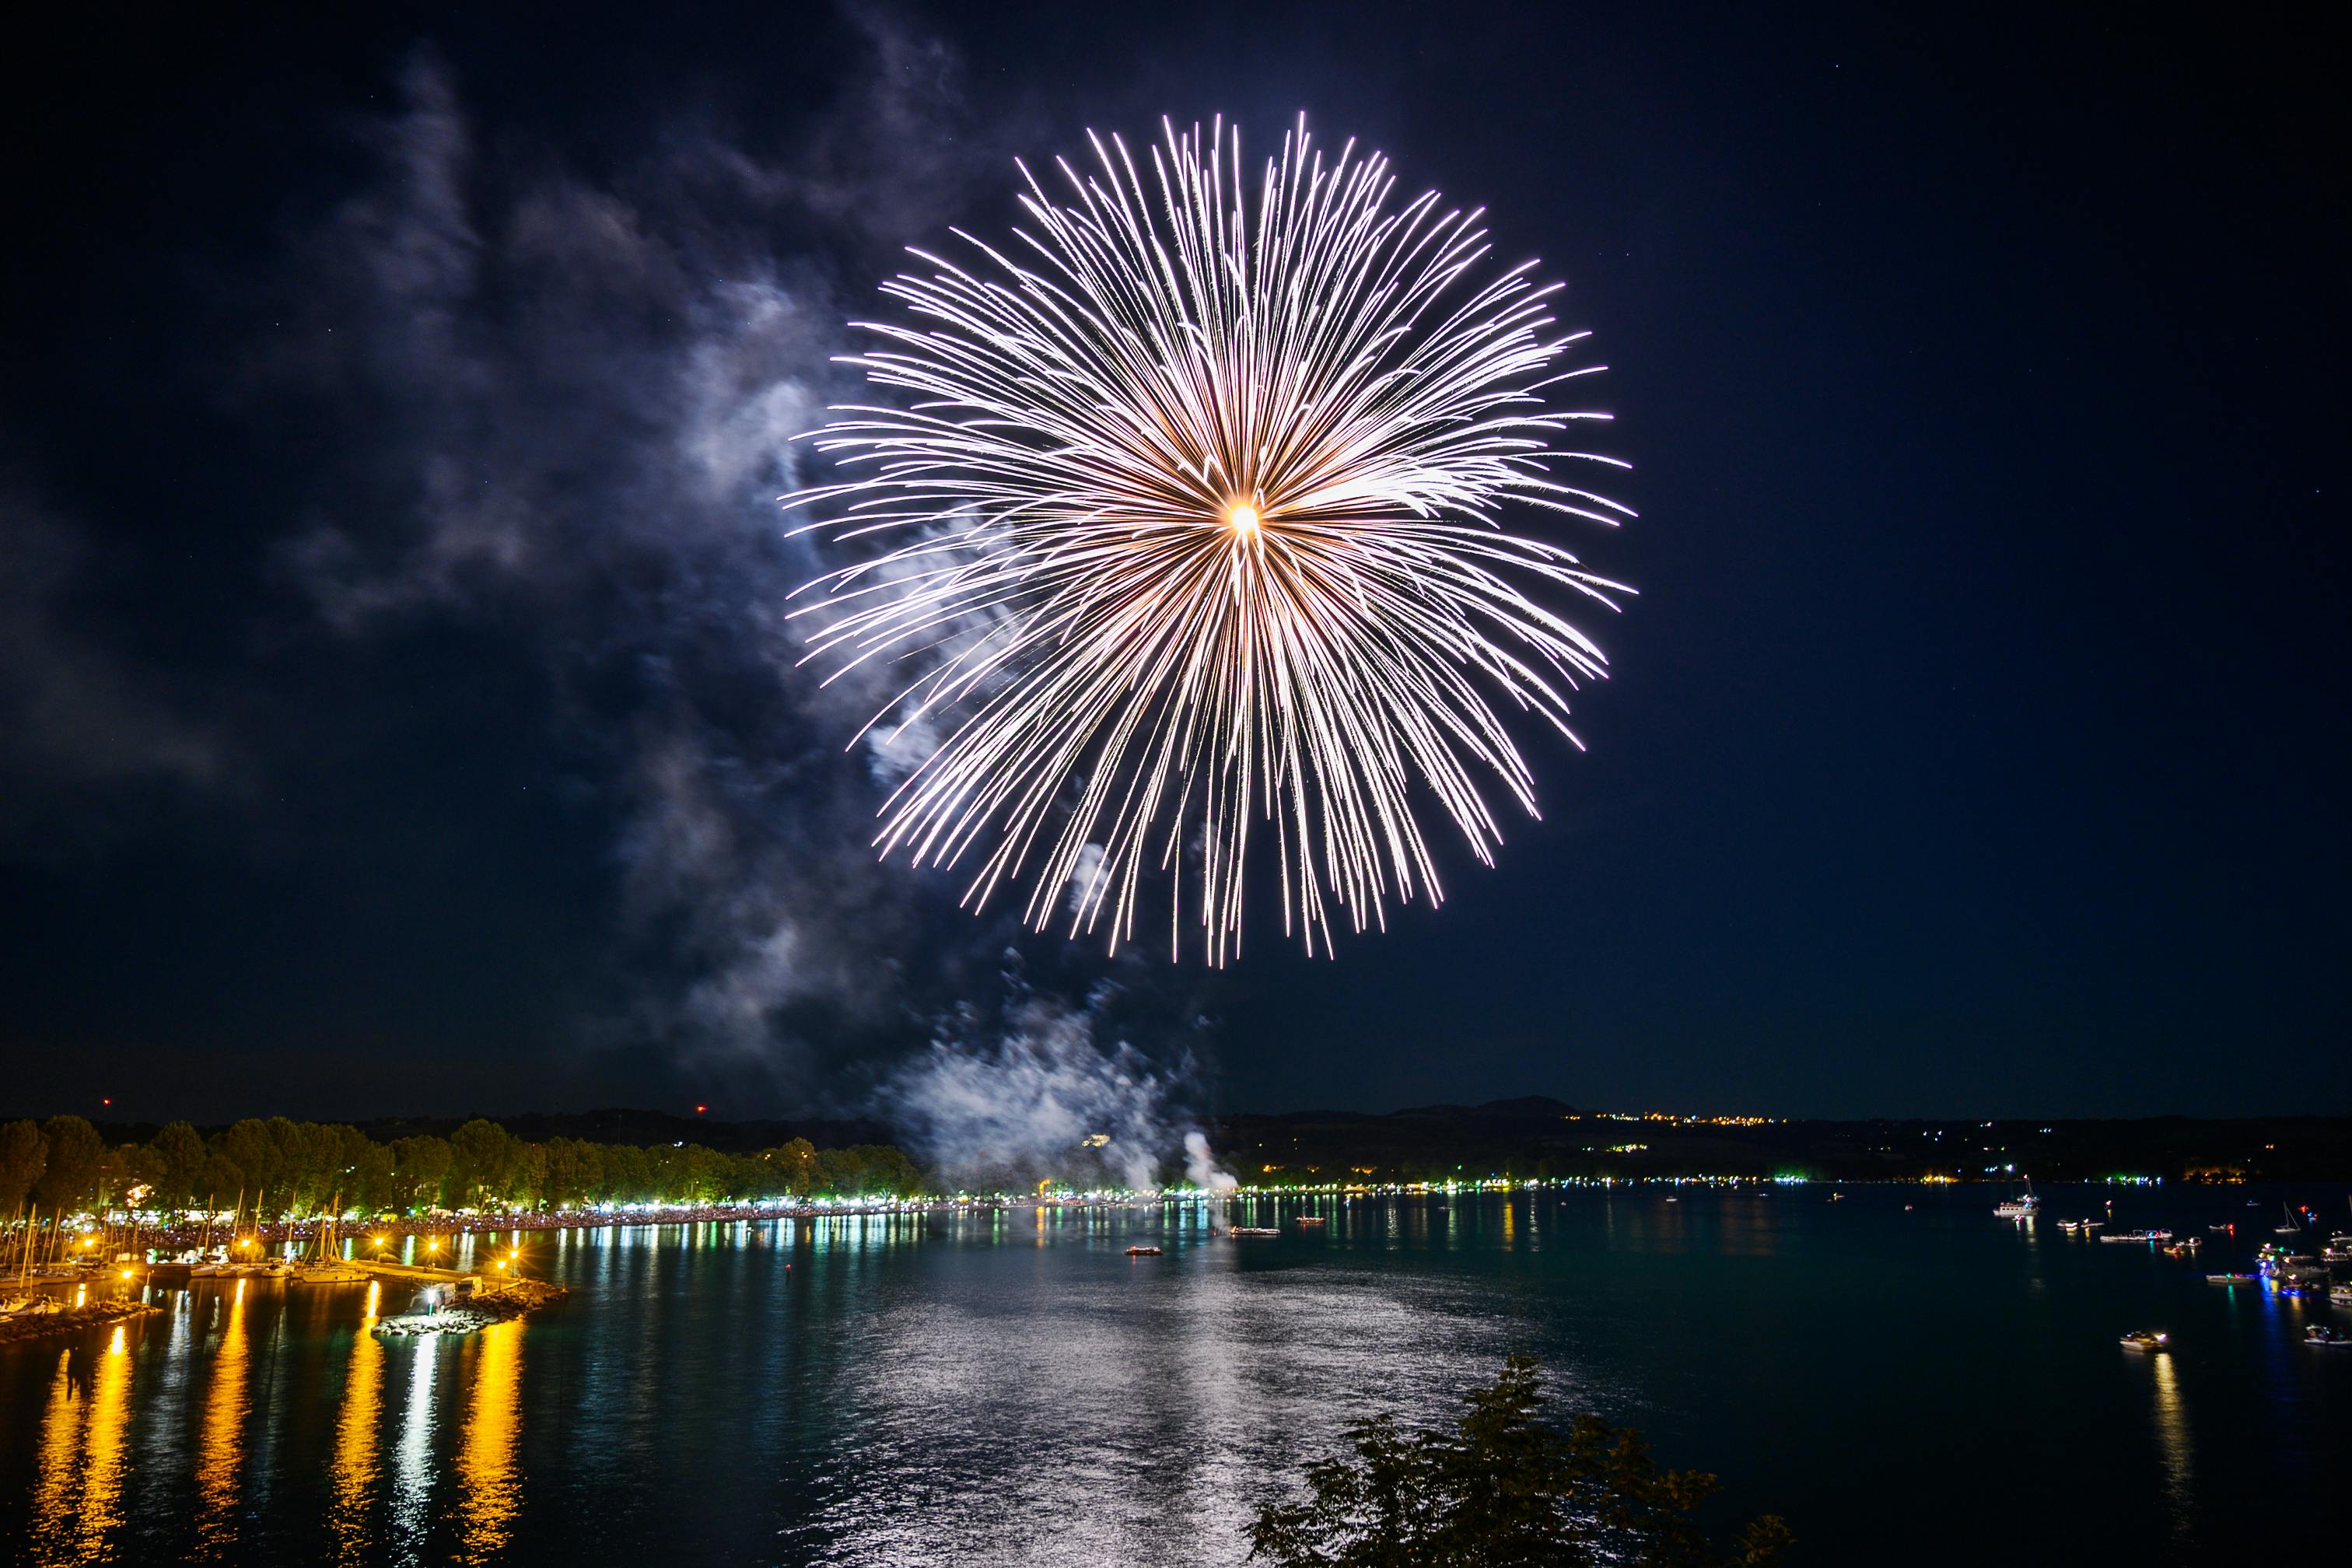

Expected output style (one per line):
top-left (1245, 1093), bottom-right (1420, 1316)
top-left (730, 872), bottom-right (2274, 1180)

top-left (291, 1201), bottom-right (368, 1284)
top-left (2274, 1202), bottom-right (2302, 1236)
top-left (1993, 1176), bottom-right (2038, 1220)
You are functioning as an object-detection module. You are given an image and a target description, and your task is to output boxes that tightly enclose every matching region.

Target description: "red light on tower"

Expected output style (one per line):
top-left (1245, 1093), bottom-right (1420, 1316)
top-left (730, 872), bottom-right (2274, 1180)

top-left (695, 1104), bottom-right (707, 1116)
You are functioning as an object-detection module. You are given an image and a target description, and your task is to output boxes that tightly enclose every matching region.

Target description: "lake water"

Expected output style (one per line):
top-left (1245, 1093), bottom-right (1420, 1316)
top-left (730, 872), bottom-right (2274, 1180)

top-left (2, 1184), bottom-right (2347, 1566)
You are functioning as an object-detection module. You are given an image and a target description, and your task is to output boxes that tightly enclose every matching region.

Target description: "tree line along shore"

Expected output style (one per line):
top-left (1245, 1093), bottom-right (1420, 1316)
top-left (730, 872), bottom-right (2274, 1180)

top-left (0, 1114), bottom-right (927, 1225)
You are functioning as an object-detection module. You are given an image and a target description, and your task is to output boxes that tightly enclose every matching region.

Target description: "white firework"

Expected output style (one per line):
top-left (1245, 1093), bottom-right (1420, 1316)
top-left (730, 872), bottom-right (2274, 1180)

top-left (785, 116), bottom-right (1633, 963)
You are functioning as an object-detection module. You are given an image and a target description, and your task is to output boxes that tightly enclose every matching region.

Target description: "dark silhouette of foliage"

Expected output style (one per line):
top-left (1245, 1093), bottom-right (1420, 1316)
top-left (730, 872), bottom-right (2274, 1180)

top-left (1249, 1357), bottom-right (1792, 1568)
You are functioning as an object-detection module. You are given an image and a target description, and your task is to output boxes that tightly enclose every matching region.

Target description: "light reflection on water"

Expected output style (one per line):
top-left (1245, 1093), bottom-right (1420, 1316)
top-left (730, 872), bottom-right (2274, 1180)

top-left (331, 1283), bottom-right (383, 1564)
top-left (29, 1326), bottom-right (132, 1566)
top-left (0, 1188), bottom-right (2347, 1566)
top-left (193, 1279), bottom-right (251, 1559)
top-left (454, 1325), bottom-right (523, 1563)
top-left (2149, 1346), bottom-right (2193, 1545)
top-left (390, 1311), bottom-right (437, 1553)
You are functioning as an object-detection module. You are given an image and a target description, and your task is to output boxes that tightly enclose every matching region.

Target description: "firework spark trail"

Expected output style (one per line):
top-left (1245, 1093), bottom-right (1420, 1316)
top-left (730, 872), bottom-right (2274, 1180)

top-left (785, 116), bottom-right (1633, 963)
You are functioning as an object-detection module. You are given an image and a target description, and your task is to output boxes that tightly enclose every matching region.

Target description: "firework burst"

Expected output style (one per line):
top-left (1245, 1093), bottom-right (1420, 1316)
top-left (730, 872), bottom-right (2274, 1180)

top-left (785, 116), bottom-right (1633, 962)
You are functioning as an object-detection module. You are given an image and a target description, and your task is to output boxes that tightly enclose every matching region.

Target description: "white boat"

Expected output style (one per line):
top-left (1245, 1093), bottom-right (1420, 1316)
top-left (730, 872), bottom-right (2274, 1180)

top-left (1228, 1227), bottom-right (1280, 1237)
top-left (2206, 1272), bottom-right (2261, 1284)
top-left (1994, 1178), bottom-right (2039, 1220)
top-left (2119, 1330), bottom-right (2169, 1352)
top-left (2331, 1284), bottom-right (2352, 1307)
top-left (2305, 1325), bottom-right (2352, 1348)
top-left (289, 1203), bottom-right (366, 1283)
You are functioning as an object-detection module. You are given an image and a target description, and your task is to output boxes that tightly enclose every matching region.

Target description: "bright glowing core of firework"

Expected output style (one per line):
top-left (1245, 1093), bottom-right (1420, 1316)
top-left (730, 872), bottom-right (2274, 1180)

top-left (786, 116), bottom-right (1633, 964)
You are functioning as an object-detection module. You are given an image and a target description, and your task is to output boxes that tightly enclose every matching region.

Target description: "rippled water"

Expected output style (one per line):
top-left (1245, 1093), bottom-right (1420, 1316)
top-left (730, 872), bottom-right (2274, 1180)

top-left (3, 1185), bottom-right (2347, 1566)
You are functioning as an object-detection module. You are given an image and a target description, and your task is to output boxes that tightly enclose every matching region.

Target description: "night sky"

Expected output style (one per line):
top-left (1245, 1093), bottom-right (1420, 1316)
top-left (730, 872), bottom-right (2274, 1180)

top-left (3, 4), bottom-right (2343, 1125)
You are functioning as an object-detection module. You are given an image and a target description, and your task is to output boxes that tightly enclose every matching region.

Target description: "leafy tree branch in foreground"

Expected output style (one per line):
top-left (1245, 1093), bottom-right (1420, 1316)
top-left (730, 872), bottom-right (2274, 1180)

top-left (1249, 1356), bottom-right (1793, 1568)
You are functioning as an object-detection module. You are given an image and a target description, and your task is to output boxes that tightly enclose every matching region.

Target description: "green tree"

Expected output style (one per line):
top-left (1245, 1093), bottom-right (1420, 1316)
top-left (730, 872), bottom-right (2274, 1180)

top-left (511, 1143), bottom-right (550, 1209)
top-left (0, 1121), bottom-right (48, 1216)
top-left (449, 1120), bottom-right (519, 1209)
top-left (772, 1137), bottom-right (817, 1199)
top-left (217, 1121), bottom-right (284, 1215)
top-left (848, 1144), bottom-right (922, 1197)
top-left (35, 1115), bottom-right (107, 1214)
top-left (812, 1146), bottom-right (866, 1197)
top-left (597, 1143), bottom-right (652, 1204)
top-left (541, 1139), bottom-right (604, 1209)
top-left (389, 1136), bottom-right (454, 1211)
top-left (152, 1122), bottom-right (208, 1209)
top-left (1248, 1358), bottom-right (1791, 1568)
top-left (195, 1153), bottom-right (247, 1215)
top-left (344, 1132), bottom-right (395, 1213)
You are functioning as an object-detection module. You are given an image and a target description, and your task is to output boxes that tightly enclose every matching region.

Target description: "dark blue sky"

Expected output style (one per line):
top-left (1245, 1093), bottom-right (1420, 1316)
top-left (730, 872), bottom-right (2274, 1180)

top-left (2, 3), bottom-right (2342, 1124)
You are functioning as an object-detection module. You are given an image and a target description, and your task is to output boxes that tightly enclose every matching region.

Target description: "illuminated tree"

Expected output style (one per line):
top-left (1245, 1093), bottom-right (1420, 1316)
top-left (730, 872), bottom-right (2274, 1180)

top-left (35, 1115), bottom-right (105, 1215)
top-left (0, 1121), bottom-right (47, 1216)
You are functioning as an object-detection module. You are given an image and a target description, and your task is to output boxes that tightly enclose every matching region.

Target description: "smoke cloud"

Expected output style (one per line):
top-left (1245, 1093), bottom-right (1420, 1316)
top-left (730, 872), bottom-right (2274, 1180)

top-left (880, 964), bottom-right (1231, 1193)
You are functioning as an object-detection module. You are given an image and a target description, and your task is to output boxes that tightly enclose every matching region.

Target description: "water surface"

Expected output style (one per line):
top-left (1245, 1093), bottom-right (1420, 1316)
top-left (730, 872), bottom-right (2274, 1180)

top-left (3, 1185), bottom-right (2347, 1565)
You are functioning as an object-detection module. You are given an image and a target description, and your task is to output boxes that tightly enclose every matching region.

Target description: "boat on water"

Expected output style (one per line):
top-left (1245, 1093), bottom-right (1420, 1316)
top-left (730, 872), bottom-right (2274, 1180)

top-left (2100, 1229), bottom-right (2172, 1244)
top-left (2322, 1235), bottom-right (2352, 1264)
top-left (1125, 1245), bottom-right (1162, 1257)
top-left (1229, 1227), bottom-right (1280, 1237)
top-left (2274, 1202), bottom-right (2302, 1235)
top-left (2306, 1325), bottom-right (2352, 1348)
top-left (1993, 1178), bottom-right (2038, 1220)
top-left (2162, 1238), bottom-right (2201, 1257)
top-left (289, 1200), bottom-right (369, 1283)
top-left (1297, 1216), bottom-right (1326, 1227)
top-left (0, 1296), bottom-right (63, 1318)
top-left (2331, 1284), bottom-right (2352, 1306)
top-left (2206, 1223), bottom-right (2233, 1233)
top-left (2119, 1330), bottom-right (2169, 1352)
top-left (2206, 1273), bottom-right (2261, 1284)
top-left (292, 1261), bottom-right (369, 1283)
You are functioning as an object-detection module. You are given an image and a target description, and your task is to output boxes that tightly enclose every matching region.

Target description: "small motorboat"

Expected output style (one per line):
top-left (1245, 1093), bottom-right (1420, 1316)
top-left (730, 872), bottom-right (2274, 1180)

top-left (2333, 1283), bottom-right (2352, 1307)
top-left (1125, 1245), bottom-right (1162, 1258)
top-left (2119, 1330), bottom-right (2169, 1352)
top-left (2305, 1325), bottom-right (2352, 1348)
top-left (1296, 1216), bottom-right (1326, 1228)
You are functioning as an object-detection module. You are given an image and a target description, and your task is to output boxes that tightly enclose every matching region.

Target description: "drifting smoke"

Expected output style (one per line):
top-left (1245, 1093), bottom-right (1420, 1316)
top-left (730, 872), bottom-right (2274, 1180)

top-left (242, 19), bottom-right (1112, 1089)
top-left (880, 968), bottom-right (1233, 1193)
top-left (1183, 1131), bottom-right (1238, 1196)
